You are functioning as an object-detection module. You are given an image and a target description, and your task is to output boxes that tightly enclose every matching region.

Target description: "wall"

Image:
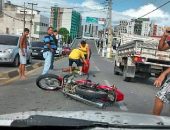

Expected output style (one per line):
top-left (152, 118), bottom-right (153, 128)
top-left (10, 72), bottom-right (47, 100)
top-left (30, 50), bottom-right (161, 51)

top-left (0, 2), bottom-right (49, 40)
top-left (61, 8), bottom-right (72, 32)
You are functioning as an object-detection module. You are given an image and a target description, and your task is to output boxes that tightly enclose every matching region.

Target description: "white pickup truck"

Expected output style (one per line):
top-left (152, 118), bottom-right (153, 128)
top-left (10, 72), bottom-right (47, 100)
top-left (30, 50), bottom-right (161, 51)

top-left (113, 34), bottom-right (170, 82)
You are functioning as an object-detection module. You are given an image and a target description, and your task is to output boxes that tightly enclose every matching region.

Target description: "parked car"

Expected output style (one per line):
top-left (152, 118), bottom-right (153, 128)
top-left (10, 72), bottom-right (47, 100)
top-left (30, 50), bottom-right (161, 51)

top-left (0, 34), bottom-right (32, 66)
top-left (62, 46), bottom-right (71, 55)
top-left (31, 41), bottom-right (44, 59)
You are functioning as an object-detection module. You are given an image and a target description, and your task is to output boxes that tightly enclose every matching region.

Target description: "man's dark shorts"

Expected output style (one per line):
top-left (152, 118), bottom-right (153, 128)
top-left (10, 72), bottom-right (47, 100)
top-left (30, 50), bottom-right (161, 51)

top-left (69, 59), bottom-right (82, 67)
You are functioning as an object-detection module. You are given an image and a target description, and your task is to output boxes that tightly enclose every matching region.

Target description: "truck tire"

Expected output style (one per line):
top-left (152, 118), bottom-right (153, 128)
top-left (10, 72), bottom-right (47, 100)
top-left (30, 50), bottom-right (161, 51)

top-left (113, 62), bottom-right (120, 75)
top-left (123, 76), bottom-right (132, 82)
top-left (123, 66), bottom-right (132, 82)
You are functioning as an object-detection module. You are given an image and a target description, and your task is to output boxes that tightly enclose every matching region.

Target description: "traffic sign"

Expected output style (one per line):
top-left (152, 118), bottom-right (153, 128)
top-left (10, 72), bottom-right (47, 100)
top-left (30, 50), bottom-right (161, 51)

top-left (86, 17), bottom-right (98, 24)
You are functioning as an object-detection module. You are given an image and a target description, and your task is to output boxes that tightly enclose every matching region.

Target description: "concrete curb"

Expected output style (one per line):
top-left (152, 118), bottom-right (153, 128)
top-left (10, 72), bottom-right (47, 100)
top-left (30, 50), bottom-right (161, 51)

top-left (0, 62), bottom-right (43, 79)
top-left (0, 56), bottom-right (67, 79)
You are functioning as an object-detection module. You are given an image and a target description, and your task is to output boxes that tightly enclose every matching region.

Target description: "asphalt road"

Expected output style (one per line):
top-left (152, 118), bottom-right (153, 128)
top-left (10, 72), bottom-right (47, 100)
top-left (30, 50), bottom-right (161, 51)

top-left (0, 39), bottom-right (170, 117)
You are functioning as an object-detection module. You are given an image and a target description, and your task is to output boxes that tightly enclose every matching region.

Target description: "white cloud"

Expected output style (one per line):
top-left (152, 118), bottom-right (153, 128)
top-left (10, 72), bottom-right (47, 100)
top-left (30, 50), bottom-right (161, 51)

top-left (122, 4), bottom-right (169, 18)
top-left (8, 0), bottom-right (170, 26)
top-left (121, 4), bottom-right (170, 26)
top-left (81, 0), bottom-right (103, 10)
top-left (78, 1), bottom-right (170, 26)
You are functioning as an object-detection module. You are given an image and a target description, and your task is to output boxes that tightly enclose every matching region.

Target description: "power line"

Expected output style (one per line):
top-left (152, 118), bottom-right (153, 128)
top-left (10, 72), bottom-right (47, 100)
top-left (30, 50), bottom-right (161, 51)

top-left (36, 1), bottom-right (106, 10)
top-left (2, 11), bottom-right (24, 22)
top-left (135, 0), bottom-right (170, 20)
top-left (40, 9), bottom-right (106, 13)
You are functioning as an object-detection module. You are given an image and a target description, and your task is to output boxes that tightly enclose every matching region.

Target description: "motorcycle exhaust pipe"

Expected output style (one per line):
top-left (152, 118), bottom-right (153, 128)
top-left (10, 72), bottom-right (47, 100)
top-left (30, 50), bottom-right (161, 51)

top-left (65, 92), bottom-right (104, 108)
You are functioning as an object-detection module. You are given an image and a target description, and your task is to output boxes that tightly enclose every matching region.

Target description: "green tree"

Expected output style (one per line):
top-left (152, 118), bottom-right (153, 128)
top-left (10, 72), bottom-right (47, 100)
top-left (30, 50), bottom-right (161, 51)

top-left (58, 27), bottom-right (69, 43)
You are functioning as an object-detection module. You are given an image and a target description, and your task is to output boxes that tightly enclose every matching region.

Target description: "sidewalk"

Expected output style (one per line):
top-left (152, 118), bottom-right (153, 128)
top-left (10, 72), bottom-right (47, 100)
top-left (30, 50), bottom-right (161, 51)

top-left (0, 56), bottom-right (66, 85)
top-left (95, 42), bottom-right (115, 64)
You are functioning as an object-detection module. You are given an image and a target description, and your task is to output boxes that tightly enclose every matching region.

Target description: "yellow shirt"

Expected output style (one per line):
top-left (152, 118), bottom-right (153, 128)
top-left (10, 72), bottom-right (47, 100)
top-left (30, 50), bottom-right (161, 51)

top-left (79, 44), bottom-right (88, 55)
top-left (69, 49), bottom-right (85, 60)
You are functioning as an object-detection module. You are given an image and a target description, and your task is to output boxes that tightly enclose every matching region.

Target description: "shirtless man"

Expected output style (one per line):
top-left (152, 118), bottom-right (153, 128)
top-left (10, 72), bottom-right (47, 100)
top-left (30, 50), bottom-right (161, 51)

top-left (19, 28), bottom-right (29, 80)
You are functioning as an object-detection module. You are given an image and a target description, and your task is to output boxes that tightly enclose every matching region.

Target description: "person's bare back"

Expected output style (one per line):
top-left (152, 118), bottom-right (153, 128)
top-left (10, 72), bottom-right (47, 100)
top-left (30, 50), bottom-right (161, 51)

top-left (20, 35), bottom-right (27, 49)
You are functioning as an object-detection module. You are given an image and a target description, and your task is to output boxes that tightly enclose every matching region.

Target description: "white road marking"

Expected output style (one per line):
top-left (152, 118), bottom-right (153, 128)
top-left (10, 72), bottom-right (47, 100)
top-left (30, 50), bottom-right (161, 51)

top-left (91, 59), bottom-right (100, 71)
top-left (104, 80), bottom-right (128, 111)
top-left (94, 66), bottom-right (100, 72)
top-left (116, 102), bottom-right (128, 111)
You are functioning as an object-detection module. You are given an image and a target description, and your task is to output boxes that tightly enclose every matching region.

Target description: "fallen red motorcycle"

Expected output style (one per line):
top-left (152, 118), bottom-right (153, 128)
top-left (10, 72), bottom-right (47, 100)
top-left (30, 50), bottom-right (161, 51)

top-left (36, 73), bottom-right (124, 108)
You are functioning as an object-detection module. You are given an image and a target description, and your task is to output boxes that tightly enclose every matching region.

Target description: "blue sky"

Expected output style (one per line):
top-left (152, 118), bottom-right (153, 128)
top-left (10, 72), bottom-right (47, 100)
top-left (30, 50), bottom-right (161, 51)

top-left (63, 0), bottom-right (170, 12)
top-left (9, 0), bottom-right (170, 26)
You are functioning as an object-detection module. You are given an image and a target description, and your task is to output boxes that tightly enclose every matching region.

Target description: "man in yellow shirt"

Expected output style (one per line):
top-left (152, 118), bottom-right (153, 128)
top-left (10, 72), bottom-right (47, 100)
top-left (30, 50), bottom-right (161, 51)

top-left (79, 40), bottom-right (91, 60)
top-left (69, 48), bottom-right (87, 75)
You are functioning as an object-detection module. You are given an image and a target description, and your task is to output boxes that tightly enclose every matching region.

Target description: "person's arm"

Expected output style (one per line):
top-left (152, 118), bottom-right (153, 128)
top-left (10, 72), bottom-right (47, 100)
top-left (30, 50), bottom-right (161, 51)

top-left (158, 33), bottom-right (170, 51)
top-left (154, 68), bottom-right (170, 87)
top-left (47, 43), bottom-right (53, 51)
top-left (80, 51), bottom-right (87, 65)
top-left (19, 36), bottom-right (25, 56)
top-left (87, 45), bottom-right (90, 60)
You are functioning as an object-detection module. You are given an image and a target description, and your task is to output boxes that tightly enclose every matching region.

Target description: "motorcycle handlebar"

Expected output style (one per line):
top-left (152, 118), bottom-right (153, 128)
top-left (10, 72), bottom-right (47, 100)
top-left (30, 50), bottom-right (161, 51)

top-left (63, 73), bottom-right (90, 84)
top-left (63, 73), bottom-right (78, 84)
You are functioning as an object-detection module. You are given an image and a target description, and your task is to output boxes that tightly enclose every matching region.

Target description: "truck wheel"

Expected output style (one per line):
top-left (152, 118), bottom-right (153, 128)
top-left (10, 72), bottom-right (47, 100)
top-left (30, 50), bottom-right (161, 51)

top-left (123, 66), bottom-right (132, 82)
top-left (114, 64), bottom-right (120, 75)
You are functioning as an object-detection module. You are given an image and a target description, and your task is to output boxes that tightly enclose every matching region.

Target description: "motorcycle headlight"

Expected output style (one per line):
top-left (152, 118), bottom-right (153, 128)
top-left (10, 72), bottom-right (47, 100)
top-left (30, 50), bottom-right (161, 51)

top-left (41, 50), bottom-right (43, 52)
top-left (4, 48), bottom-right (13, 53)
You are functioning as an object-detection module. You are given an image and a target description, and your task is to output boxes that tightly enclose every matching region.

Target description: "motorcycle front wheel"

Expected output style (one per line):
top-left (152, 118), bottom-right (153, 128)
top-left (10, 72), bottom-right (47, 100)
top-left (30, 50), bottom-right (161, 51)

top-left (36, 74), bottom-right (62, 91)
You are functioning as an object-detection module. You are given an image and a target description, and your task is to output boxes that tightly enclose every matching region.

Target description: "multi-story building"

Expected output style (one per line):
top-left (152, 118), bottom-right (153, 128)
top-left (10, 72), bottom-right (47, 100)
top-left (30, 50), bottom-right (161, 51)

top-left (157, 26), bottom-right (163, 36)
top-left (82, 23), bottom-right (98, 38)
top-left (113, 25), bottom-right (119, 33)
top-left (50, 7), bottom-right (82, 40)
top-left (134, 18), bottom-right (150, 36)
top-left (150, 24), bottom-right (163, 37)
top-left (141, 20), bottom-right (150, 36)
top-left (114, 18), bottom-right (152, 36)
top-left (0, 1), bottom-right (49, 40)
top-left (113, 20), bottom-right (128, 35)
top-left (127, 21), bottom-right (134, 35)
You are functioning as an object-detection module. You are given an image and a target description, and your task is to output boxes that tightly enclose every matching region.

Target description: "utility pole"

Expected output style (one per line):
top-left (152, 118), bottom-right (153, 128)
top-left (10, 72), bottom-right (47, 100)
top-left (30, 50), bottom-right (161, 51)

top-left (106, 0), bottom-right (113, 58)
top-left (20, 2), bottom-right (27, 31)
top-left (28, 2), bottom-right (37, 42)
